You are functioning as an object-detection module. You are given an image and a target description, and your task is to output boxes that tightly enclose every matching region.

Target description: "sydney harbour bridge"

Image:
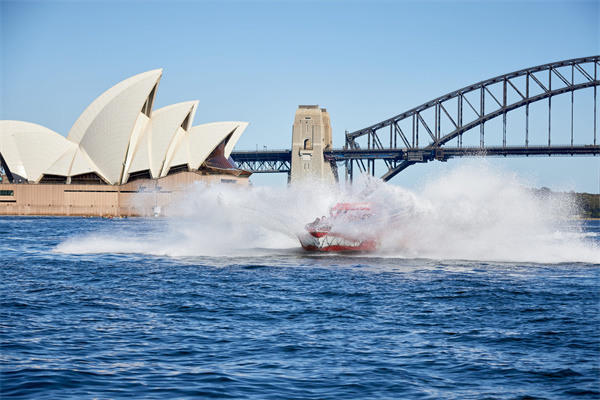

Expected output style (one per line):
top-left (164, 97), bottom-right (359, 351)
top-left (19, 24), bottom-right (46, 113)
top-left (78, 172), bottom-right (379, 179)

top-left (232, 56), bottom-right (600, 182)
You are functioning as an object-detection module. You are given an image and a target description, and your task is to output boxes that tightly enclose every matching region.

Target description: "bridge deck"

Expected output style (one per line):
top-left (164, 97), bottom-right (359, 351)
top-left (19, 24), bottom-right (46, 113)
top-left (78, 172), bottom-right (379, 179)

top-left (232, 145), bottom-right (599, 173)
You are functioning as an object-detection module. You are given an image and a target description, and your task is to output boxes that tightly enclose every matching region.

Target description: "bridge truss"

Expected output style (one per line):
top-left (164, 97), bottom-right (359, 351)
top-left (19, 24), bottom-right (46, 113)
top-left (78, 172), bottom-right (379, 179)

top-left (231, 149), bottom-right (291, 173)
top-left (342, 56), bottom-right (600, 181)
top-left (231, 56), bottom-right (600, 181)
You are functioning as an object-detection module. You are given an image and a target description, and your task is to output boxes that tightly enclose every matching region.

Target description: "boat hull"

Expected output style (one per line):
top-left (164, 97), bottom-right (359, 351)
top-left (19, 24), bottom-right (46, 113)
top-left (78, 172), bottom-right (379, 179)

top-left (299, 202), bottom-right (380, 252)
top-left (298, 232), bottom-right (377, 252)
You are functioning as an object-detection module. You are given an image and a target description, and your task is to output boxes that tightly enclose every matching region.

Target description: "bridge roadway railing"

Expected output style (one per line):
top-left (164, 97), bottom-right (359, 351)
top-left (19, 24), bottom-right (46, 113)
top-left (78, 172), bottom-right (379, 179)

top-left (328, 145), bottom-right (600, 180)
top-left (326, 144), bottom-right (600, 160)
top-left (231, 144), bottom-right (600, 175)
top-left (231, 149), bottom-right (292, 173)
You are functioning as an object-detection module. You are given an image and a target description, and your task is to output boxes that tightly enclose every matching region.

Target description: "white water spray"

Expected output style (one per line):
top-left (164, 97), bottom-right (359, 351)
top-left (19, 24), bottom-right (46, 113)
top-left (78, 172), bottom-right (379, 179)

top-left (56, 160), bottom-right (598, 263)
top-left (370, 162), bottom-right (597, 263)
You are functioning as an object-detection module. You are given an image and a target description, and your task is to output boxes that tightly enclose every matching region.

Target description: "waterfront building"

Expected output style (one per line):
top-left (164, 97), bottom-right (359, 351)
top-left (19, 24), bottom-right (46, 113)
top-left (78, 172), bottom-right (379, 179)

top-left (0, 70), bottom-right (250, 216)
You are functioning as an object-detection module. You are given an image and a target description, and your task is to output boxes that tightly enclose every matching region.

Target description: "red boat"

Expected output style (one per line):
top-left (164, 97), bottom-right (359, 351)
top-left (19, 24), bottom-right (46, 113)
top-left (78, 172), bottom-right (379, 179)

top-left (298, 203), bottom-right (378, 252)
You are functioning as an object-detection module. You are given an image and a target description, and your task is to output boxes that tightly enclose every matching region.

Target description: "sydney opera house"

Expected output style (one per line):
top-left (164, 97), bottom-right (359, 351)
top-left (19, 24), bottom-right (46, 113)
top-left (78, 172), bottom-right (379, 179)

top-left (0, 69), bottom-right (251, 216)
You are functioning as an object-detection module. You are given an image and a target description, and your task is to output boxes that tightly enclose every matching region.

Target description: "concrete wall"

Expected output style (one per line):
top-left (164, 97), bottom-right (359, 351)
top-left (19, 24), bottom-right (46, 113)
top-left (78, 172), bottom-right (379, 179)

top-left (289, 105), bottom-right (335, 184)
top-left (0, 171), bottom-right (248, 217)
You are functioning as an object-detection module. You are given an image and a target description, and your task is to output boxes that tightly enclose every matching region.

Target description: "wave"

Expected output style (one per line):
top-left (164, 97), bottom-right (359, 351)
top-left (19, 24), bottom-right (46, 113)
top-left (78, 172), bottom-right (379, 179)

top-left (55, 160), bottom-right (599, 264)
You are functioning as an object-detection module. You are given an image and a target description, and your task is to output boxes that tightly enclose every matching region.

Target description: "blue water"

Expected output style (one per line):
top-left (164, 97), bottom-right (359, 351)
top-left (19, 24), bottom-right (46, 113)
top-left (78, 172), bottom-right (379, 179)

top-left (1, 216), bottom-right (599, 399)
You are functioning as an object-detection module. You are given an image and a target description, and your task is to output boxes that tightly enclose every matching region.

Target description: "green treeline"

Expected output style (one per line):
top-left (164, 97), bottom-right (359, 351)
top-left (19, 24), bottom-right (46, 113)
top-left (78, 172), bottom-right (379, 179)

top-left (575, 192), bottom-right (600, 219)
top-left (532, 188), bottom-right (600, 219)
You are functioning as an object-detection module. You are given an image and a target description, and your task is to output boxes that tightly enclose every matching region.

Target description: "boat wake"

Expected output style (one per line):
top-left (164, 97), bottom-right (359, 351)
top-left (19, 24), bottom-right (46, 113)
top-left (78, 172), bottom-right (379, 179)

top-left (55, 160), bottom-right (599, 264)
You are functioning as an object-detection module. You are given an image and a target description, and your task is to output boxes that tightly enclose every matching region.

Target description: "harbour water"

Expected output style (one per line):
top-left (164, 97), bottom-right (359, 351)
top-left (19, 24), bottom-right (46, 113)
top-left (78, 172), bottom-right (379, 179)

top-left (1, 165), bottom-right (599, 399)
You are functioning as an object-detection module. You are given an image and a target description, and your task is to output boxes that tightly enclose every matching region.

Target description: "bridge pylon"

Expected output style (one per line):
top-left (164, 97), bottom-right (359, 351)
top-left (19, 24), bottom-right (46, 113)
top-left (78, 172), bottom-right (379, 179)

top-left (289, 105), bottom-right (337, 184)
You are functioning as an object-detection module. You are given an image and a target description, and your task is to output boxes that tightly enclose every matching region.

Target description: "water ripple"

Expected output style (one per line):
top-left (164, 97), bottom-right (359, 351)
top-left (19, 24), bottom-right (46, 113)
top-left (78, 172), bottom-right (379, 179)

top-left (1, 217), bottom-right (598, 399)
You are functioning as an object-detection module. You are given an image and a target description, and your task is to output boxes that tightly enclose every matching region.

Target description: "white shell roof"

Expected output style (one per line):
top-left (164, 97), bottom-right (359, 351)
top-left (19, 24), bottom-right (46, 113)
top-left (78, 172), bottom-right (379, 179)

top-left (43, 145), bottom-right (101, 180)
top-left (1, 70), bottom-right (249, 184)
top-left (224, 122), bottom-right (249, 158)
top-left (128, 101), bottom-right (198, 179)
top-left (68, 70), bottom-right (162, 144)
top-left (167, 121), bottom-right (248, 172)
top-left (0, 121), bottom-right (74, 182)
top-left (73, 70), bottom-right (163, 184)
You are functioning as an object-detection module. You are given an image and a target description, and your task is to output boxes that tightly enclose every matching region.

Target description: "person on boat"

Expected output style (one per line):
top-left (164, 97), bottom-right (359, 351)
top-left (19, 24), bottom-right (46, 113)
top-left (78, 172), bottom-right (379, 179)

top-left (306, 216), bottom-right (331, 231)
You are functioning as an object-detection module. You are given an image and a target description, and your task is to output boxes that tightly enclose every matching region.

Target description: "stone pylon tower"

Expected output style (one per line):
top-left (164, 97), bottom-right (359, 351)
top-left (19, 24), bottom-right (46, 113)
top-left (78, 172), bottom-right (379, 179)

top-left (289, 105), bottom-right (336, 184)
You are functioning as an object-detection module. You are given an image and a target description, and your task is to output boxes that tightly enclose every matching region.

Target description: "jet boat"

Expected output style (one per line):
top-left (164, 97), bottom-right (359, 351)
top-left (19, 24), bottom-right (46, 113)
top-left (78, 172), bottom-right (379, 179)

top-left (298, 203), bottom-right (378, 252)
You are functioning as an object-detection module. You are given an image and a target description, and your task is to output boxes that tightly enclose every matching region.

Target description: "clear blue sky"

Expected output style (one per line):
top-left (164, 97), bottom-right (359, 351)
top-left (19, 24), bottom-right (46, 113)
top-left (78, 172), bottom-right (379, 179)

top-left (1, 0), bottom-right (599, 192)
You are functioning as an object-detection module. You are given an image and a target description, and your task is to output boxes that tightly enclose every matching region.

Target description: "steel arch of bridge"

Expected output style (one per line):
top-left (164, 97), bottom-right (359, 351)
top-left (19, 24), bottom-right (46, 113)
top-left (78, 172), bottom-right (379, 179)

top-left (342, 56), bottom-right (600, 181)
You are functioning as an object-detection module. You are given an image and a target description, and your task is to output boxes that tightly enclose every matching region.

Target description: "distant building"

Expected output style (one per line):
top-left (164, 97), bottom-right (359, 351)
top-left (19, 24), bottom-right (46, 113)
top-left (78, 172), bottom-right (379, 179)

top-left (289, 105), bottom-right (336, 184)
top-left (0, 70), bottom-right (251, 216)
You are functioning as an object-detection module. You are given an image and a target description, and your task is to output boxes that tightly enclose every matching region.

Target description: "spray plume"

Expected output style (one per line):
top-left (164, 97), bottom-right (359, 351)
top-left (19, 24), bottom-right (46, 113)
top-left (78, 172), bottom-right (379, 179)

top-left (56, 160), bottom-right (598, 263)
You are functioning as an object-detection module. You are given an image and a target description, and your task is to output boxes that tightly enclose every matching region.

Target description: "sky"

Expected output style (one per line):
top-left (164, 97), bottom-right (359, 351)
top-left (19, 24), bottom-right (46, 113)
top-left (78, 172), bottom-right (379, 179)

top-left (1, 0), bottom-right (599, 193)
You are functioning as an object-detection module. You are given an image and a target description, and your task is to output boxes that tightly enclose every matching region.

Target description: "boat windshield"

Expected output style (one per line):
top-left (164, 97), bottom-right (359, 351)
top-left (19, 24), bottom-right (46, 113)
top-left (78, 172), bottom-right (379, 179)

top-left (330, 203), bottom-right (372, 220)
